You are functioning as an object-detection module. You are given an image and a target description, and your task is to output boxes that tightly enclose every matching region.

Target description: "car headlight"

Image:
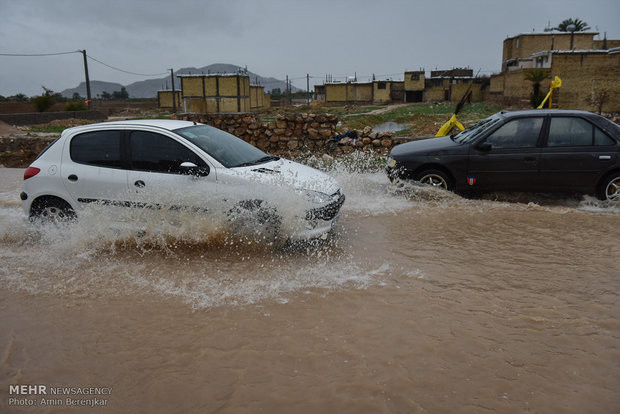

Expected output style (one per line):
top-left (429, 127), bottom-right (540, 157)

top-left (299, 189), bottom-right (332, 204)
top-left (386, 157), bottom-right (397, 168)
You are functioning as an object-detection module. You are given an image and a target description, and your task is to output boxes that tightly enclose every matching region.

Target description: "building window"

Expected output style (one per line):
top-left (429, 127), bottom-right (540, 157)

top-left (377, 82), bottom-right (387, 89)
top-left (410, 74), bottom-right (420, 81)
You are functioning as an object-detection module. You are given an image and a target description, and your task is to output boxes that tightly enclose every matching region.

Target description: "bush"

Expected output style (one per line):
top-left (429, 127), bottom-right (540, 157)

top-left (64, 101), bottom-right (87, 111)
top-left (31, 94), bottom-right (55, 112)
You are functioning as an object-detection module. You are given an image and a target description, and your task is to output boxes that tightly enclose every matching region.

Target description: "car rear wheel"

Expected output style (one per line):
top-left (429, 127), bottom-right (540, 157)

top-left (598, 173), bottom-right (620, 201)
top-left (30, 197), bottom-right (76, 224)
top-left (414, 169), bottom-right (454, 191)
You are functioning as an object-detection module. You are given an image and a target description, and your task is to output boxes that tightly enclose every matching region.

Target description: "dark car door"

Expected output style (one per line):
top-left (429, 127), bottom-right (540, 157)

top-left (467, 116), bottom-right (545, 191)
top-left (539, 116), bottom-right (618, 191)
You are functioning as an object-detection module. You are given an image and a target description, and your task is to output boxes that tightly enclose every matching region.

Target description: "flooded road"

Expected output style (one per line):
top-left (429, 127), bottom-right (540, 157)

top-left (1, 165), bottom-right (619, 413)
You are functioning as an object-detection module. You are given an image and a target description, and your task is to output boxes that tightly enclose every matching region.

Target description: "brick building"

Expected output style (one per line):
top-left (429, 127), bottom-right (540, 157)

top-left (491, 31), bottom-right (620, 112)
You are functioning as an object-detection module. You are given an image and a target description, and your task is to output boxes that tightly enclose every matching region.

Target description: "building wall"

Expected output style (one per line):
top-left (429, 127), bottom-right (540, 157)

top-left (350, 83), bottom-right (373, 102)
top-left (181, 77), bottom-right (204, 97)
top-left (250, 86), bottom-right (269, 110)
top-left (450, 82), bottom-right (484, 102)
top-left (551, 52), bottom-right (620, 112)
top-left (324, 83), bottom-right (373, 103)
top-left (325, 84), bottom-right (347, 102)
top-left (373, 81), bottom-right (391, 103)
top-left (501, 68), bottom-right (553, 100)
top-left (425, 87), bottom-right (446, 102)
top-left (593, 39), bottom-right (620, 49)
top-left (157, 91), bottom-right (182, 109)
top-left (404, 71), bottom-right (425, 91)
top-left (180, 75), bottom-right (257, 113)
top-left (489, 74), bottom-right (505, 94)
top-left (503, 33), bottom-right (595, 62)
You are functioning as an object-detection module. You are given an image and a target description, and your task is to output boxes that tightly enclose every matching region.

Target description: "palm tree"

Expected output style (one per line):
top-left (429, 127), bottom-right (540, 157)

top-left (555, 18), bottom-right (590, 32)
top-left (524, 69), bottom-right (550, 108)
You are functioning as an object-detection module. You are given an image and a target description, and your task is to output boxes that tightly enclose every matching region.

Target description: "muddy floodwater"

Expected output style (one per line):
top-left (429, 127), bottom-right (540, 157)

top-left (1, 164), bottom-right (619, 413)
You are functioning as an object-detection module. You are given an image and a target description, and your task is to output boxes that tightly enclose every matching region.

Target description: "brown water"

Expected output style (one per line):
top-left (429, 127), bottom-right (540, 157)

top-left (1, 166), bottom-right (619, 413)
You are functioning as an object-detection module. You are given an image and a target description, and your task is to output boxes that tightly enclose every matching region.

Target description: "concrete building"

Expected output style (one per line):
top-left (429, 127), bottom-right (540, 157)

top-left (157, 90), bottom-right (182, 111)
top-left (319, 80), bottom-right (405, 105)
top-left (315, 68), bottom-right (487, 105)
top-left (167, 73), bottom-right (270, 113)
top-left (491, 31), bottom-right (620, 112)
top-left (404, 71), bottom-right (425, 102)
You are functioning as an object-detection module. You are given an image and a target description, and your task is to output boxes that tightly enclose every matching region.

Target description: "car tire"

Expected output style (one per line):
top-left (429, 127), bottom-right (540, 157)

top-left (414, 169), bottom-right (454, 191)
top-left (597, 173), bottom-right (620, 201)
top-left (30, 197), bottom-right (76, 224)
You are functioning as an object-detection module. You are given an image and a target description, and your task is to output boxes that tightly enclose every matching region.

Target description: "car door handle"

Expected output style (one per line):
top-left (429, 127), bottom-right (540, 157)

top-left (134, 180), bottom-right (145, 188)
top-left (68, 174), bottom-right (78, 182)
top-left (524, 157), bottom-right (537, 164)
top-left (599, 155), bottom-right (612, 160)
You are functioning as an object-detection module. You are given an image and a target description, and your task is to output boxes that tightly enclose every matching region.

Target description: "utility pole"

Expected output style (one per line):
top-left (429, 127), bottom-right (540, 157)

top-left (307, 73), bottom-right (310, 104)
top-left (286, 75), bottom-right (289, 106)
top-left (81, 49), bottom-right (92, 109)
top-left (169, 69), bottom-right (176, 113)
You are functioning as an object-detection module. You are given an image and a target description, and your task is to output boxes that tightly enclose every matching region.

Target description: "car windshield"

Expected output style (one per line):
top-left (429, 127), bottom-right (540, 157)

top-left (175, 124), bottom-right (278, 168)
top-left (453, 115), bottom-right (502, 143)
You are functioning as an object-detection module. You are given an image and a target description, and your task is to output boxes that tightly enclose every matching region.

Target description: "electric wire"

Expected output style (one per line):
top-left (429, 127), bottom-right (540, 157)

top-left (86, 54), bottom-right (169, 77)
top-left (0, 50), bottom-right (80, 57)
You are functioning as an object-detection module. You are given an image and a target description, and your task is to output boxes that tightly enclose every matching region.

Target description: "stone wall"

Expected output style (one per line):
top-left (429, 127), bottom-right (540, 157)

top-left (177, 112), bottom-right (396, 156)
top-left (0, 136), bottom-right (55, 168)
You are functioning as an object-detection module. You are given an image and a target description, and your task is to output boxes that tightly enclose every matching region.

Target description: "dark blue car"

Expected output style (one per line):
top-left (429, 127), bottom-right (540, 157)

top-left (386, 110), bottom-right (620, 201)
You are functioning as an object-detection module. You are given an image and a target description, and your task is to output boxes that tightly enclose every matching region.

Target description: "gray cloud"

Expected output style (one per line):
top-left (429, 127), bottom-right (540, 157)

top-left (1, 0), bottom-right (619, 96)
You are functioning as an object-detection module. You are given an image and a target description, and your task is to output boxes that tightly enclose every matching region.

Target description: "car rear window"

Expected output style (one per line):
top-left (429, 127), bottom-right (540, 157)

top-left (70, 130), bottom-right (123, 168)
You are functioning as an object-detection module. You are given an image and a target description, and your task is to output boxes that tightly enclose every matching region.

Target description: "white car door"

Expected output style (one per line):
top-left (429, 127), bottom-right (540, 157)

top-left (60, 129), bottom-right (130, 206)
top-left (125, 130), bottom-right (217, 211)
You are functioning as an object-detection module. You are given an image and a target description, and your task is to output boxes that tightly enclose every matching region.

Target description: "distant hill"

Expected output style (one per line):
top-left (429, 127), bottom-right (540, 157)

top-left (61, 81), bottom-right (125, 99)
top-left (61, 63), bottom-right (300, 99)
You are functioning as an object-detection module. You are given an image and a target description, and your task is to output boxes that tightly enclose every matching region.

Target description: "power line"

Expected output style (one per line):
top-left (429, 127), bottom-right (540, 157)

top-left (86, 54), bottom-right (169, 77)
top-left (0, 50), bottom-right (80, 57)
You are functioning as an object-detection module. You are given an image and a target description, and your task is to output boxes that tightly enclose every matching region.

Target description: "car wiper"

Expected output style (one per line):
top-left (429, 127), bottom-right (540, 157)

top-left (232, 156), bottom-right (280, 168)
top-left (253, 155), bottom-right (280, 164)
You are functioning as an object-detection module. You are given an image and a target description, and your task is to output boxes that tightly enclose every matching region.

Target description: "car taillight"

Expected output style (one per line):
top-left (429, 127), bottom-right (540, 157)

top-left (24, 167), bottom-right (41, 180)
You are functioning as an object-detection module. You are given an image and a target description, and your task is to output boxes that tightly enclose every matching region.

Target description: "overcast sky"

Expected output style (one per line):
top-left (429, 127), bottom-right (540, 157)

top-left (1, 0), bottom-right (619, 97)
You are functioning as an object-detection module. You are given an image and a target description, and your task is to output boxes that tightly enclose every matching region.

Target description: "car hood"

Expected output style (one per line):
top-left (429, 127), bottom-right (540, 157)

top-left (231, 159), bottom-right (341, 195)
top-left (390, 136), bottom-right (462, 157)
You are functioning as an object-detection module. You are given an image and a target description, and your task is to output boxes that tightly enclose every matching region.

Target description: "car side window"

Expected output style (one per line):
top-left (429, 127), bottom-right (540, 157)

top-left (129, 131), bottom-right (205, 174)
top-left (484, 117), bottom-right (543, 149)
top-left (70, 130), bottom-right (122, 168)
top-left (594, 127), bottom-right (616, 146)
top-left (547, 117), bottom-right (607, 147)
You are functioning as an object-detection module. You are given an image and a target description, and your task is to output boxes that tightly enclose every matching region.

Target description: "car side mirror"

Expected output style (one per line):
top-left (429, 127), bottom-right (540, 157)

top-left (477, 142), bottom-right (492, 152)
top-left (180, 162), bottom-right (210, 177)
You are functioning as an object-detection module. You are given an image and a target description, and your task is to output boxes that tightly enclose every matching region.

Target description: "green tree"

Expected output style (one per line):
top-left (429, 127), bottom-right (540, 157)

top-left (30, 86), bottom-right (56, 112)
top-left (524, 69), bottom-right (550, 108)
top-left (555, 18), bottom-right (590, 32)
top-left (112, 87), bottom-right (129, 100)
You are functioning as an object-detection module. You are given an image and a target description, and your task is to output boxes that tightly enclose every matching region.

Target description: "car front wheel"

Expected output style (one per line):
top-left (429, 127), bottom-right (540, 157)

top-left (414, 169), bottom-right (454, 191)
top-left (30, 197), bottom-right (76, 224)
top-left (598, 173), bottom-right (620, 201)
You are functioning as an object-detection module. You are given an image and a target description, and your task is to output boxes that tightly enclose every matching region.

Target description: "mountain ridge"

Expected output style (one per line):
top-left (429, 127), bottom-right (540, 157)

top-left (61, 63), bottom-right (300, 99)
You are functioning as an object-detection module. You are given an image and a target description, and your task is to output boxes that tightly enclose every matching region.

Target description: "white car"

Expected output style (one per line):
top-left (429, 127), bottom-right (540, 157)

top-left (20, 119), bottom-right (345, 240)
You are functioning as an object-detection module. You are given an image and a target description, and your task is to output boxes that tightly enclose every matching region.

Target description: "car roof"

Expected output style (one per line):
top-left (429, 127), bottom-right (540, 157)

top-left (499, 109), bottom-right (598, 118)
top-left (64, 119), bottom-right (200, 134)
